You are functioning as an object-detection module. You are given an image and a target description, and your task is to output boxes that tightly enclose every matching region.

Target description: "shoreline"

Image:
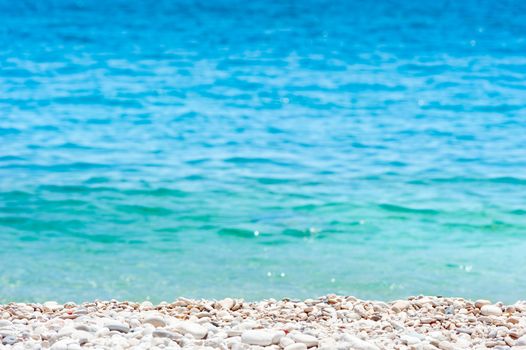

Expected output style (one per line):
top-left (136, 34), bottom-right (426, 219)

top-left (1, 295), bottom-right (525, 349)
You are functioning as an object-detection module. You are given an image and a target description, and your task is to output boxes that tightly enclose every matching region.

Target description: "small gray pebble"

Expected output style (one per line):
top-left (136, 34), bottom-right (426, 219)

top-left (2, 335), bottom-right (17, 345)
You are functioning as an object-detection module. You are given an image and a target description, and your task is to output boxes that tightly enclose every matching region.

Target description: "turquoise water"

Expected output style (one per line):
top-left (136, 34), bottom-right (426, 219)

top-left (1, 0), bottom-right (526, 303)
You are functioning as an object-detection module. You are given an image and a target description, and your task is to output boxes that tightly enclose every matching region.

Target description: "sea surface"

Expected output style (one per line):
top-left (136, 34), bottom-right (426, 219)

top-left (1, 0), bottom-right (526, 303)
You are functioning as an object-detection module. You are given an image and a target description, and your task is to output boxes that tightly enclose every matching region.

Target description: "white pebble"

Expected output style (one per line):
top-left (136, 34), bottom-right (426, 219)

top-left (0, 320), bottom-right (12, 327)
top-left (400, 334), bottom-right (420, 345)
top-left (285, 344), bottom-right (307, 350)
top-left (104, 322), bottom-right (130, 333)
top-left (219, 298), bottom-right (235, 310)
top-left (341, 334), bottom-right (380, 350)
top-left (143, 315), bottom-right (166, 328)
top-left (50, 339), bottom-right (80, 350)
top-left (480, 305), bottom-right (502, 316)
top-left (391, 300), bottom-right (410, 312)
top-left (290, 332), bottom-right (318, 347)
top-left (280, 336), bottom-right (295, 348)
top-left (516, 335), bottom-right (526, 346)
top-left (241, 330), bottom-right (275, 346)
top-left (176, 321), bottom-right (208, 339)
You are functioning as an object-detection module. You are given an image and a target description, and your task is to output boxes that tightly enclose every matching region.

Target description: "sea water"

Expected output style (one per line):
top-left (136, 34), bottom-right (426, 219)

top-left (1, 0), bottom-right (526, 303)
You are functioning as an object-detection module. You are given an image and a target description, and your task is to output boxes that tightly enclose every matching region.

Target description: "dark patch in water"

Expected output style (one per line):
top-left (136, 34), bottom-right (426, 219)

top-left (282, 228), bottom-right (318, 238)
top-left (116, 205), bottom-right (174, 216)
top-left (218, 228), bottom-right (256, 238)
top-left (379, 204), bottom-right (439, 215)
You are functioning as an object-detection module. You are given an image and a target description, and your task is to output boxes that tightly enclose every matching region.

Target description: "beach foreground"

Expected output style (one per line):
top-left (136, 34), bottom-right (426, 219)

top-left (0, 295), bottom-right (525, 349)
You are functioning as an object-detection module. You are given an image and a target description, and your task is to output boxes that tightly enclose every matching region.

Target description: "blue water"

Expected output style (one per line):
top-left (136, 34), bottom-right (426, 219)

top-left (1, 0), bottom-right (526, 303)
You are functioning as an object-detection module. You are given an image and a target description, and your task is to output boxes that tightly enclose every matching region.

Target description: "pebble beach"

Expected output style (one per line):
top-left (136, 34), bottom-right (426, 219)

top-left (1, 295), bottom-right (526, 350)
top-left (2, 4), bottom-right (526, 350)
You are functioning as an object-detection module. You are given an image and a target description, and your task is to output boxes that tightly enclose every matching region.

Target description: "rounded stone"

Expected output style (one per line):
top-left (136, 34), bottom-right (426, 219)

top-left (285, 344), bottom-right (308, 350)
top-left (516, 335), bottom-right (526, 346)
top-left (219, 298), bottom-right (235, 310)
top-left (391, 300), bottom-right (410, 312)
top-left (2, 335), bottom-right (17, 345)
top-left (480, 305), bottom-right (502, 316)
top-left (400, 334), bottom-right (420, 345)
top-left (341, 334), bottom-right (380, 350)
top-left (143, 316), bottom-right (166, 328)
top-left (71, 330), bottom-right (93, 344)
top-left (290, 333), bottom-right (318, 347)
top-left (241, 330), bottom-right (275, 346)
top-left (0, 320), bottom-right (12, 327)
top-left (43, 301), bottom-right (62, 312)
top-left (104, 322), bottom-right (130, 333)
top-left (50, 339), bottom-right (80, 350)
top-left (153, 329), bottom-right (181, 340)
top-left (176, 321), bottom-right (208, 339)
top-left (280, 336), bottom-right (295, 348)
top-left (140, 301), bottom-right (154, 310)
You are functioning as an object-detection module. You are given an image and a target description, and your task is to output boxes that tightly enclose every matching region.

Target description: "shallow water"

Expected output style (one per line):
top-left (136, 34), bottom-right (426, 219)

top-left (1, 0), bottom-right (526, 303)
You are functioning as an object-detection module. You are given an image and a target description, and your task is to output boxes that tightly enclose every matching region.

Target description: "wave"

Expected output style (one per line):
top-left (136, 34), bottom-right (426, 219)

top-left (408, 176), bottom-right (526, 185)
top-left (218, 228), bottom-right (258, 238)
top-left (115, 204), bottom-right (174, 216)
top-left (36, 185), bottom-right (189, 198)
top-left (223, 157), bottom-right (293, 167)
top-left (379, 204), bottom-right (440, 215)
